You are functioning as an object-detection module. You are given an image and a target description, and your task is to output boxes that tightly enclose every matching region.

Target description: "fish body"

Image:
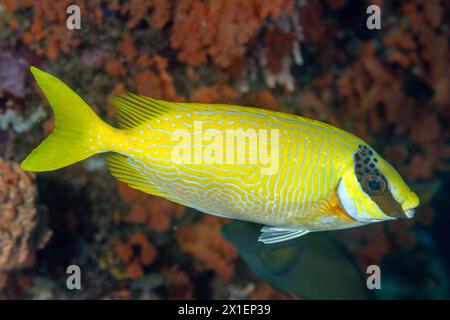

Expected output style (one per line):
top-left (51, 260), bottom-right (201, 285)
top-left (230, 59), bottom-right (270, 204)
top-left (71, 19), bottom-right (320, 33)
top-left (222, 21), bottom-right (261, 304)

top-left (109, 103), bottom-right (359, 230)
top-left (21, 67), bottom-right (419, 244)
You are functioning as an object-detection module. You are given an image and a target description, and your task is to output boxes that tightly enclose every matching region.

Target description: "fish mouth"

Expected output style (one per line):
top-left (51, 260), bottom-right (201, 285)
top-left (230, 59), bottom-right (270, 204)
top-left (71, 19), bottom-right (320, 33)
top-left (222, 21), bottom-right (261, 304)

top-left (404, 208), bottom-right (415, 219)
top-left (401, 192), bottom-right (420, 219)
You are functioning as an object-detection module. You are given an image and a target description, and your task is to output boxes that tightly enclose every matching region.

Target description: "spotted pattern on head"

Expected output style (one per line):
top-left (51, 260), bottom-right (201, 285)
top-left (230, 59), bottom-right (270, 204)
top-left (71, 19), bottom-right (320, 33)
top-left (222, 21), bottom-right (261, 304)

top-left (354, 145), bottom-right (406, 219)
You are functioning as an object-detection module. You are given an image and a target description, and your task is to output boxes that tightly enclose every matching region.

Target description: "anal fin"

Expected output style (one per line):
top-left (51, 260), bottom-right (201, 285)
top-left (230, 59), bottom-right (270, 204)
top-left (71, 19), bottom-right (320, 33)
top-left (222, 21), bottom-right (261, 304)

top-left (106, 153), bottom-right (166, 197)
top-left (258, 226), bottom-right (310, 244)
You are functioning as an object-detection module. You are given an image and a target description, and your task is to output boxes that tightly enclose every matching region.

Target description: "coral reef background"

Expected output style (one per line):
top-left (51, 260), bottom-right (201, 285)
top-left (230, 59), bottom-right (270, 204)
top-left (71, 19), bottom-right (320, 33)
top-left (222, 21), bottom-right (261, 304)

top-left (0, 0), bottom-right (449, 299)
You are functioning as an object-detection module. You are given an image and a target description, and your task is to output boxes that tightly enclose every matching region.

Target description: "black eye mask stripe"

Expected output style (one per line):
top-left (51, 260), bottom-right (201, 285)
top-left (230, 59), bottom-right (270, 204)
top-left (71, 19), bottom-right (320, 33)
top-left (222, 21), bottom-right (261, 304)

top-left (354, 145), bottom-right (406, 219)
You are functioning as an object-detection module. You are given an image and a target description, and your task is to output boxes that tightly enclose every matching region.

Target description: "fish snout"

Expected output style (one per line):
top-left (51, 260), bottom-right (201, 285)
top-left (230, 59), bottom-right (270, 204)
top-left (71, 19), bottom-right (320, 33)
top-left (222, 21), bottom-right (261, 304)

top-left (400, 191), bottom-right (419, 219)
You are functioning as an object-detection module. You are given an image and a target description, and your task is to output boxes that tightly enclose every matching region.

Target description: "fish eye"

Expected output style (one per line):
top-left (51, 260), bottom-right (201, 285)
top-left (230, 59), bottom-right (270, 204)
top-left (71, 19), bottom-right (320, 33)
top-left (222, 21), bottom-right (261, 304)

top-left (363, 175), bottom-right (387, 196)
top-left (368, 179), bottom-right (381, 190)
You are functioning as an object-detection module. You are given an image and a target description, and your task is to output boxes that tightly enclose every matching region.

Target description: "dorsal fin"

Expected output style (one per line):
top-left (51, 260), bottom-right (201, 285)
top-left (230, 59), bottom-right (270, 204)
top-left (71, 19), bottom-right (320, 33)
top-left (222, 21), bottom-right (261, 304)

top-left (111, 93), bottom-right (179, 129)
top-left (106, 153), bottom-right (166, 197)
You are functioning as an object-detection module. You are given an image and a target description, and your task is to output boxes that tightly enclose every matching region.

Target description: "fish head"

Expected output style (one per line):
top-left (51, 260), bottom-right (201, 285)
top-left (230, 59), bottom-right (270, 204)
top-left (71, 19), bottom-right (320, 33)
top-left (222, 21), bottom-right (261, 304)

top-left (337, 144), bottom-right (419, 223)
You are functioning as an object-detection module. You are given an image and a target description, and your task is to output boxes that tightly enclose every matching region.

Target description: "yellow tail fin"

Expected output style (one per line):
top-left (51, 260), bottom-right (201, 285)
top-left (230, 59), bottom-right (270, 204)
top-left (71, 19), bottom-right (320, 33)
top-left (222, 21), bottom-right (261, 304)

top-left (21, 67), bottom-right (112, 172)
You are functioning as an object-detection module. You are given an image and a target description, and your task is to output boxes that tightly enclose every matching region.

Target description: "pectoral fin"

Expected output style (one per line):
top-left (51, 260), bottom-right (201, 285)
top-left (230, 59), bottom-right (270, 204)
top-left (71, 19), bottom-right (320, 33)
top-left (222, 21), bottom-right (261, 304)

top-left (258, 226), bottom-right (310, 244)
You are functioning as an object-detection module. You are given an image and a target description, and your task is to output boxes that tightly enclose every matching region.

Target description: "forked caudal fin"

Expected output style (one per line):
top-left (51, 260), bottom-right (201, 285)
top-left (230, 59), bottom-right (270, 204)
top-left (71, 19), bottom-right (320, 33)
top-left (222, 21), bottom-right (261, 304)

top-left (21, 67), bottom-right (114, 172)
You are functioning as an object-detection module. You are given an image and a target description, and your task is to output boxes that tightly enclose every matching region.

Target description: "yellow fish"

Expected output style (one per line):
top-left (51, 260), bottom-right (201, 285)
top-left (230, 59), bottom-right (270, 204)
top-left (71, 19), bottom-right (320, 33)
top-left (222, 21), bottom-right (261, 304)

top-left (22, 67), bottom-right (419, 244)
